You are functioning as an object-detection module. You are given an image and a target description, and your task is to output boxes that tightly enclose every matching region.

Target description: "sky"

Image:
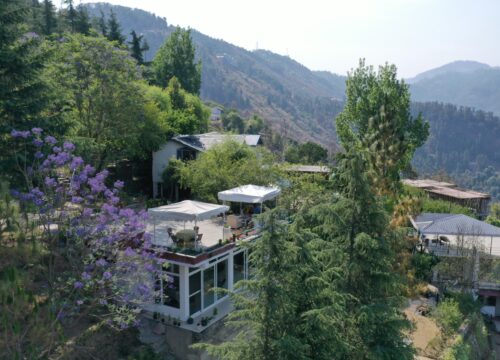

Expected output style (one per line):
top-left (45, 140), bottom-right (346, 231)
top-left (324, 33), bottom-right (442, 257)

top-left (80, 0), bottom-right (500, 78)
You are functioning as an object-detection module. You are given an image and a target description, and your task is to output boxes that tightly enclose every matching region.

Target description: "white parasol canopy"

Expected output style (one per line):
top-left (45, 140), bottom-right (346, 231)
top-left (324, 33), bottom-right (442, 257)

top-left (148, 200), bottom-right (229, 222)
top-left (218, 184), bottom-right (281, 204)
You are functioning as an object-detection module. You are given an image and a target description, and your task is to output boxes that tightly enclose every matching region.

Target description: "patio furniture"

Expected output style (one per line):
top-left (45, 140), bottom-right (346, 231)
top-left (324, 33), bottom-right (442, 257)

top-left (226, 214), bottom-right (241, 229)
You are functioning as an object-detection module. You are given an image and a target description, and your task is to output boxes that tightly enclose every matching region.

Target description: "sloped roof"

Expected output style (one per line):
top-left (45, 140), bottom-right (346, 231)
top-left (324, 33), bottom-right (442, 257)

top-left (218, 184), bottom-right (281, 203)
top-left (148, 200), bottom-right (229, 222)
top-left (413, 213), bottom-right (500, 236)
top-left (286, 165), bottom-right (330, 174)
top-left (172, 132), bottom-right (261, 152)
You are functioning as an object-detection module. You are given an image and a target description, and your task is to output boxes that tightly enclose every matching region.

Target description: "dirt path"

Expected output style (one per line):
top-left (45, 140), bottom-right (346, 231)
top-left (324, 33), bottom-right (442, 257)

top-left (404, 298), bottom-right (441, 358)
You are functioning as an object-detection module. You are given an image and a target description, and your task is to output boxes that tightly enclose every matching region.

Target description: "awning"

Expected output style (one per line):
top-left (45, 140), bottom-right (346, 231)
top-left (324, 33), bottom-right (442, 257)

top-left (218, 184), bottom-right (281, 204)
top-left (148, 200), bottom-right (229, 222)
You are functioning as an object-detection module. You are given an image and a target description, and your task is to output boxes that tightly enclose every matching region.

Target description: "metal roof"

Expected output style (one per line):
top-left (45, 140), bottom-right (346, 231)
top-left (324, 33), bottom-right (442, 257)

top-left (402, 179), bottom-right (456, 188)
top-left (413, 213), bottom-right (500, 237)
top-left (172, 132), bottom-right (261, 152)
top-left (402, 179), bottom-right (490, 199)
top-left (286, 165), bottom-right (330, 174)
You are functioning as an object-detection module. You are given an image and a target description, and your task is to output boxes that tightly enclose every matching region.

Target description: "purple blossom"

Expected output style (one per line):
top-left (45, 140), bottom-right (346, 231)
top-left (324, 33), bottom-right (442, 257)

top-left (82, 208), bottom-right (93, 217)
top-left (34, 151), bottom-right (44, 159)
top-left (32, 139), bottom-right (44, 147)
top-left (96, 258), bottom-right (107, 267)
top-left (102, 271), bottom-right (112, 280)
top-left (52, 146), bottom-right (61, 154)
top-left (124, 247), bottom-right (136, 257)
top-left (76, 300), bottom-right (84, 306)
top-left (144, 263), bottom-right (155, 272)
top-left (70, 156), bottom-right (84, 170)
top-left (45, 177), bottom-right (57, 187)
top-left (82, 272), bottom-right (91, 281)
top-left (102, 203), bottom-right (118, 215)
top-left (11, 130), bottom-right (30, 138)
top-left (45, 135), bottom-right (57, 145)
top-left (74, 281), bottom-right (84, 289)
top-left (114, 180), bottom-right (124, 189)
top-left (10, 189), bottom-right (20, 198)
top-left (31, 127), bottom-right (43, 135)
top-left (82, 164), bottom-right (95, 176)
top-left (99, 299), bottom-right (108, 305)
top-left (71, 196), bottom-right (84, 204)
top-left (63, 142), bottom-right (75, 151)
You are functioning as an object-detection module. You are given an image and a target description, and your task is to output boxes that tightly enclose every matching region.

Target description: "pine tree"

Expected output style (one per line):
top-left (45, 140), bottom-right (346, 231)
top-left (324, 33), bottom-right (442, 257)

top-left (0, 0), bottom-right (54, 184)
top-left (64, 0), bottom-right (76, 32)
top-left (128, 30), bottom-right (147, 64)
top-left (152, 27), bottom-right (201, 94)
top-left (197, 211), bottom-right (308, 360)
top-left (97, 9), bottom-right (107, 37)
top-left (41, 0), bottom-right (57, 35)
top-left (106, 10), bottom-right (125, 45)
top-left (74, 5), bottom-right (90, 35)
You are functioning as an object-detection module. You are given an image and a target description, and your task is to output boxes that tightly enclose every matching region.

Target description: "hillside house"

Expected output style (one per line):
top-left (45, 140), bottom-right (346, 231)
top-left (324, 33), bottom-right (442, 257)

top-left (403, 179), bottom-right (491, 218)
top-left (411, 213), bottom-right (500, 257)
top-left (152, 132), bottom-right (261, 198)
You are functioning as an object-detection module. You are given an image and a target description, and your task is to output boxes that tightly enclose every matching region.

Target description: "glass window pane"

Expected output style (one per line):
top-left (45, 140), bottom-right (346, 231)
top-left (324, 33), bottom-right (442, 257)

top-left (233, 251), bottom-right (245, 284)
top-left (217, 259), bottom-right (228, 291)
top-left (189, 292), bottom-right (201, 315)
top-left (189, 271), bottom-right (201, 295)
top-left (203, 266), bottom-right (215, 308)
top-left (163, 275), bottom-right (180, 308)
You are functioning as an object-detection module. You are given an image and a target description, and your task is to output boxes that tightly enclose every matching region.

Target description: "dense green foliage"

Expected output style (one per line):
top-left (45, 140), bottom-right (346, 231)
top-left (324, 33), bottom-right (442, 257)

top-left (411, 102), bottom-right (500, 201)
top-left (284, 141), bottom-right (328, 164)
top-left (336, 60), bottom-right (429, 194)
top-left (152, 27), bottom-right (201, 94)
top-left (178, 141), bottom-right (275, 203)
top-left (486, 203), bottom-right (500, 226)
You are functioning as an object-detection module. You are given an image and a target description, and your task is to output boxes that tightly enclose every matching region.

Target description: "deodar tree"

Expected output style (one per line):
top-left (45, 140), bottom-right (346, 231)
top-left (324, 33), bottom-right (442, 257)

top-left (152, 26), bottom-right (201, 95)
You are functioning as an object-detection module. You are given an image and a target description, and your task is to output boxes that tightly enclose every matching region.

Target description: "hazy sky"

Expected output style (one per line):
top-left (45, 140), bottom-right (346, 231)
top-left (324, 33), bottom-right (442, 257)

top-left (80, 0), bottom-right (500, 78)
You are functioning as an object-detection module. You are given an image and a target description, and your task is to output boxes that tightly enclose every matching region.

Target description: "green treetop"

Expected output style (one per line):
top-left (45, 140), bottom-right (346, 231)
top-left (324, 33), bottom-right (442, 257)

top-left (152, 27), bottom-right (201, 95)
top-left (128, 30), bottom-right (149, 65)
top-left (106, 10), bottom-right (125, 45)
top-left (336, 59), bottom-right (429, 195)
top-left (41, 0), bottom-right (57, 35)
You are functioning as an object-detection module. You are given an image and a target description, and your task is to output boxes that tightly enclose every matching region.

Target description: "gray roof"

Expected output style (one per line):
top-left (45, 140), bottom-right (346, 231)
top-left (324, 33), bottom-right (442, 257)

top-left (172, 132), bottom-right (261, 152)
top-left (286, 165), bottom-right (330, 174)
top-left (413, 213), bottom-right (500, 237)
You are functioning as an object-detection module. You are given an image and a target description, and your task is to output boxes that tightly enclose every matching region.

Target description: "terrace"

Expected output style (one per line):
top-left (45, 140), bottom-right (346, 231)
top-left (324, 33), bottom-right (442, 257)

top-left (144, 185), bottom-right (280, 327)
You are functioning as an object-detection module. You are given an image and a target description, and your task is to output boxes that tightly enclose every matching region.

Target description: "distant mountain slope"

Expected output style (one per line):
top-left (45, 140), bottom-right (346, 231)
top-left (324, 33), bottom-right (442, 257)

top-left (407, 60), bottom-right (491, 83)
top-left (409, 61), bottom-right (500, 116)
top-left (85, 3), bottom-right (345, 149)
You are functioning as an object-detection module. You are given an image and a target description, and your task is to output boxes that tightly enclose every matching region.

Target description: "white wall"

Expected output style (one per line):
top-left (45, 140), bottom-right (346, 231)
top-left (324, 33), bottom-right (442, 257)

top-left (426, 234), bottom-right (500, 256)
top-left (152, 141), bottom-right (184, 184)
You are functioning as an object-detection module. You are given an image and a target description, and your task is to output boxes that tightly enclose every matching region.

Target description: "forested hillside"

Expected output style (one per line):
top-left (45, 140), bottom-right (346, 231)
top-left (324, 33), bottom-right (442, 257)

top-left (410, 61), bottom-right (500, 116)
top-left (85, 3), bottom-right (345, 149)
top-left (411, 102), bottom-right (500, 200)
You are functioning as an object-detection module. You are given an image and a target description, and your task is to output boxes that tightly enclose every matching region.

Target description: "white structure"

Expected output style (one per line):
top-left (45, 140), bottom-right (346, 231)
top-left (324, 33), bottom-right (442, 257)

top-left (152, 132), bottom-right (261, 197)
top-left (145, 186), bottom-right (279, 332)
top-left (411, 213), bottom-right (500, 256)
top-left (218, 184), bottom-right (281, 204)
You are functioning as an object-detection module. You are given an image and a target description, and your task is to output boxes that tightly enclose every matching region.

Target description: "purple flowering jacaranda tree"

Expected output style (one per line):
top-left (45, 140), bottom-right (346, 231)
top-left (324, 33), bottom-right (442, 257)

top-left (10, 129), bottom-right (167, 329)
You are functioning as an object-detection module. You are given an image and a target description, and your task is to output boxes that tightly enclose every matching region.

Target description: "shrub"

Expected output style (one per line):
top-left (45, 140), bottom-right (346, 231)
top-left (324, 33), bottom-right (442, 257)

top-left (411, 253), bottom-right (439, 281)
top-left (433, 299), bottom-right (463, 335)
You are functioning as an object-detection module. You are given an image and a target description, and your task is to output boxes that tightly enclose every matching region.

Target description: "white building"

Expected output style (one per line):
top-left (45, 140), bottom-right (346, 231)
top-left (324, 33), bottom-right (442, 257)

top-left (144, 185), bottom-right (280, 332)
top-left (411, 213), bottom-right (500, 257)
top-left (152, 132), bottom-right (261, 198)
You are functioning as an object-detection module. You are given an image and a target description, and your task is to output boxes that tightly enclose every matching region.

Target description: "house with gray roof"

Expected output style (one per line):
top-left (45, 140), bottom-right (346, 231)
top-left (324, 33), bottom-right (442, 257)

top-left (152, 132), bottom-right (262, 198)
top-left (411, 213), bottom-right (500, 256)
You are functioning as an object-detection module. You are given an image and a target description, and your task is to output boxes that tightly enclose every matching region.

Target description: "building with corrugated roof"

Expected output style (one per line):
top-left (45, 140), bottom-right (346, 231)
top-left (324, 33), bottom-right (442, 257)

top-left (402, 179), bottom-right (491, 218)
